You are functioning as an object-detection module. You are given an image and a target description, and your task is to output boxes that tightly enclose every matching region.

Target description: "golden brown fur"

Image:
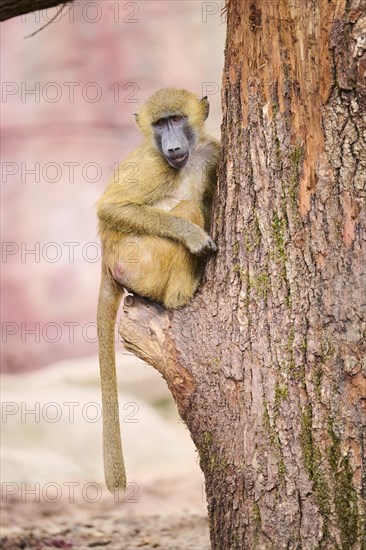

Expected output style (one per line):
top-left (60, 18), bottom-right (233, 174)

top-left (97, 88), bottom-right (219, 491)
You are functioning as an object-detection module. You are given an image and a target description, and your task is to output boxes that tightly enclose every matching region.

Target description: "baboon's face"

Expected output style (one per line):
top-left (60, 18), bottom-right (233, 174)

top-left (152, 114), bottom-right (196, 169)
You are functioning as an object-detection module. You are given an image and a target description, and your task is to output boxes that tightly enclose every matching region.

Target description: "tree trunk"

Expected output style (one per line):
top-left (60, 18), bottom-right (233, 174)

top-left (0, 0), bottom-right (73, 22)
top-left (120, 0), bottom-right (366, 548)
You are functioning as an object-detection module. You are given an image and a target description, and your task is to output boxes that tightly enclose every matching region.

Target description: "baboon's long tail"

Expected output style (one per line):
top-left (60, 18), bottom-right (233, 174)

top-left (97, 264), bottom-right (126, 492)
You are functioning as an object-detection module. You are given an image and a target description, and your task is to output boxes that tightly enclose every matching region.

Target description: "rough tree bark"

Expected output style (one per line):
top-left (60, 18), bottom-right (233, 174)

top-left (0, 0), bottom-right (73, 22)
top-left (120, 0), bottom-right (366, 549)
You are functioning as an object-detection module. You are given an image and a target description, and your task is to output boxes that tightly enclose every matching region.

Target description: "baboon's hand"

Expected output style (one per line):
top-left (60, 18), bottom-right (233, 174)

top-left (186, 229), bottom-right (217, 255)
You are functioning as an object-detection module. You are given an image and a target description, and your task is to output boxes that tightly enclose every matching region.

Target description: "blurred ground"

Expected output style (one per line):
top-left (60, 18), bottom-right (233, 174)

top-left (1, 356), bottom-right (210, 549)
top-left (1, 515), bottom-right (210, 550)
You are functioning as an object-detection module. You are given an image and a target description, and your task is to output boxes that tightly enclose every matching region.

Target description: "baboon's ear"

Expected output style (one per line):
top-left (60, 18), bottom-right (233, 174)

top-left (200, 96), bottom-right (210, 120)
top-left (133, 113), bottom-right (140, 126)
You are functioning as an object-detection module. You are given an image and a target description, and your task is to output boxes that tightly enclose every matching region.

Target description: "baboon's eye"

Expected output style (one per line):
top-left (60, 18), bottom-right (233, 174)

top-left (172, 115), bottom-right (183, 123)
top-left (155, 119), bottom-right (165, 127)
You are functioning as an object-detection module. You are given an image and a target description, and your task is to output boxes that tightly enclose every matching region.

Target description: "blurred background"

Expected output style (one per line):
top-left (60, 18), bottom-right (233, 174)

top-left (1, 1), bottom-right (225, 543)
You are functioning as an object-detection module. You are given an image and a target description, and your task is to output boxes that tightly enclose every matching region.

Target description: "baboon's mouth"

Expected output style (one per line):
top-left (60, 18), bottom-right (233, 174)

top-left (166, 152), bottom-right (189, 169)
top-left (170, 154), bottom-right (188, 163)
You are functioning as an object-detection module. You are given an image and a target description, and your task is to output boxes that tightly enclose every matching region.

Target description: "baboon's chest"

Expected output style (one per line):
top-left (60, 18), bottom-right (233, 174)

top-left (154, 159), bottom-right (206, 212)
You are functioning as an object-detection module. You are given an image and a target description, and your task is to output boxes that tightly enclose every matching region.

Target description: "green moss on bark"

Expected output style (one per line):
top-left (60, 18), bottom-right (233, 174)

top-left (263, 398), bottom-right (286, 479)
top-left (300, 406), bottom-right (362, 547)
top-left (199, 431), bottom-right (227, 476)
top-left (252, 271), bottom-right (270, 301)
top-left (300, 404), bottom-right (331, 541)
top-left (328, 420), bottom-right (361, 549)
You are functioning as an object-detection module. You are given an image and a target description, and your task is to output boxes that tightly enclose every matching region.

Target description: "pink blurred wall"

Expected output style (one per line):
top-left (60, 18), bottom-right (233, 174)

top-left (1, 1), bottom-right (225, 372)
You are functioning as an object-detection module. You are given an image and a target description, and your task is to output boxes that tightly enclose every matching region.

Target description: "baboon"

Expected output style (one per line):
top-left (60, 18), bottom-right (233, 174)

top-left (97, 88), bottom-right (220, 491)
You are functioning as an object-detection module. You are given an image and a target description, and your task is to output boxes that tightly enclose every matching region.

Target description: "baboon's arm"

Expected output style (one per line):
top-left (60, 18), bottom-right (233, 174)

top-left (97, 203), bottom-right (216, 255)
